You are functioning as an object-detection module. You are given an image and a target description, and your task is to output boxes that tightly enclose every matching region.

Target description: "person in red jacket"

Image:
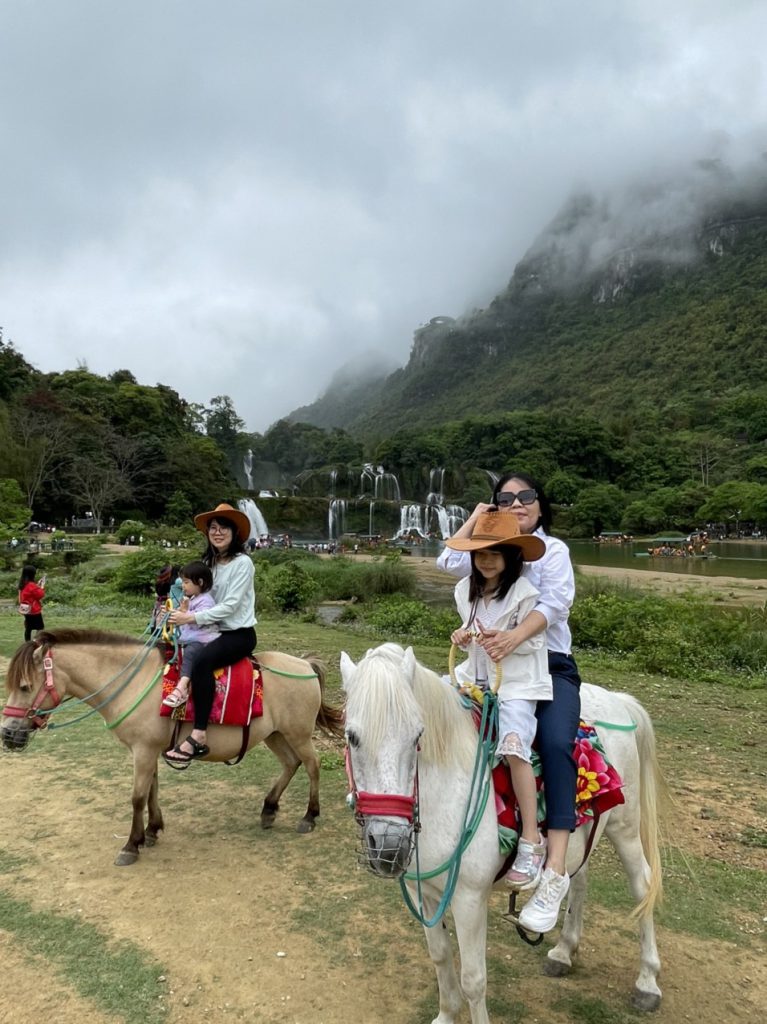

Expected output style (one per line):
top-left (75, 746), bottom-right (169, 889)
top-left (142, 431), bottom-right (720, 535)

top-left (18, 565), bottom-right (46, 642)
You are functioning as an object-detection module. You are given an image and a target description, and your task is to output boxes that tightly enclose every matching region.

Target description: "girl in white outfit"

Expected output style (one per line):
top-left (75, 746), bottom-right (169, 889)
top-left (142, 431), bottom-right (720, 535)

top-left (446, 511), bottom-right (552, 890)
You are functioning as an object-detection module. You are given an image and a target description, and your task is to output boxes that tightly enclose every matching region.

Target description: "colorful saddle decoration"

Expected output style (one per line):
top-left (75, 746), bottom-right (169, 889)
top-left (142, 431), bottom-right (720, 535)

top-left (492, 721), bottom-right (625, 854)
top-left (159, 649), bottom-right (263, 727)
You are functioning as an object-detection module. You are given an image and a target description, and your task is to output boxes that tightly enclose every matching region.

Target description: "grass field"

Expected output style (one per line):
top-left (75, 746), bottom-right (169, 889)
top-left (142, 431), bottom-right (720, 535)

top-left (1, 603), bottom-right (765, 1023)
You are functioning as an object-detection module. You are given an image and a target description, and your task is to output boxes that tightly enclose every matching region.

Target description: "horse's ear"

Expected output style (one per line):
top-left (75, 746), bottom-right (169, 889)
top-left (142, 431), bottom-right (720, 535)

top-left (339, 651), bottom-right (357, 691)
top-left (402, 646), bottom-right (417, 687)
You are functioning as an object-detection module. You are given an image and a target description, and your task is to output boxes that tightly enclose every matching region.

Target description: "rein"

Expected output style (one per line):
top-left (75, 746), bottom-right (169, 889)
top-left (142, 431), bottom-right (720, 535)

top-left (398, 690), bottom-right (498, 928)
top-left (3, 625), bottom-right (167, 731)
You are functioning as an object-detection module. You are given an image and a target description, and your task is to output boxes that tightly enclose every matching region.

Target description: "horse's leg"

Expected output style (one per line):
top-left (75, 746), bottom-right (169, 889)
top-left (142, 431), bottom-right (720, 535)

top-left (450, 885), bottom-right (491, 1024)
top-left (145, 764), bottom-right (164, 846)
top-left (116, 746), bottom-right (156, 866)
top-left (417, 892), bottom-right (464, 1024)
top-left (608, 824), bottom-right (662, 1011)
top-left (545, 863), bottom-right (589, 977)
top-left (260, 733), bottom-right (301, 829)
top-left (283, 733), bottom-right (322, 833)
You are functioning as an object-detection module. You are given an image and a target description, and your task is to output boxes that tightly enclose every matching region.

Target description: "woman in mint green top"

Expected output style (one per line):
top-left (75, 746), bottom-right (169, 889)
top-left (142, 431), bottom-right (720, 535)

top-left (163, 503), bottom-right (256, 766)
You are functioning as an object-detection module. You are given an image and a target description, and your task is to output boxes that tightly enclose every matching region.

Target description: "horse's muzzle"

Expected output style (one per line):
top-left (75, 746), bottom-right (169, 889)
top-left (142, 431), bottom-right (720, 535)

top-left (360, 818), bottom-right (414, 878)
top-left (1, 719), bottom-right (31, 751)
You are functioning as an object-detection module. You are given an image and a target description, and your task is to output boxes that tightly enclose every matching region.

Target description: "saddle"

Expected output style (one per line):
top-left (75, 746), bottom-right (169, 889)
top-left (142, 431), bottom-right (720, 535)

top-left (491, 720), bottom-right (625, 855)
top-left (159, 650), bottom-right (263, 727)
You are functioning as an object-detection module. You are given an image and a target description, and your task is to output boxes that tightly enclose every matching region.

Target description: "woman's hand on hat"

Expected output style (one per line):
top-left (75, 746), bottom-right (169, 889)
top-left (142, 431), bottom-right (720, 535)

top-left (468, 501), bottom-right (496, 522)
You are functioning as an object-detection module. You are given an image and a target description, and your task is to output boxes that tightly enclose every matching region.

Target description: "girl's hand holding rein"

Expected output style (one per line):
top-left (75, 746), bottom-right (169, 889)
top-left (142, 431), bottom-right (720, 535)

top-left (476, 627), bottom-right (517, 662)
top-left (451, 627), bottom-right (472, 648)
top-left (169, 609), bottom-right (195, 626)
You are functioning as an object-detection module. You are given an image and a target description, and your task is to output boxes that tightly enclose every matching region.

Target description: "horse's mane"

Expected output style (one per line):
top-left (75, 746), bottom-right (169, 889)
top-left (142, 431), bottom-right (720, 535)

top-left (6, 629), bottom-right (144, 693)
top-left (350, 645), bottom-right (477, 771)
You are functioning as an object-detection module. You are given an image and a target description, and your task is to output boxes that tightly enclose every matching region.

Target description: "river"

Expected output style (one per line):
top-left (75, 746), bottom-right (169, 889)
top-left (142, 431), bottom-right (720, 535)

top-left (567, 539), bottom-right (767, 580)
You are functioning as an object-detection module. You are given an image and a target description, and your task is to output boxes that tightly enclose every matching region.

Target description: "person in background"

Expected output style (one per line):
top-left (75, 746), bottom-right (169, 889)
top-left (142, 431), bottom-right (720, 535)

top-left (437, 472), bottom-right (580, 933)
top-left (18, 565), bottom-right (46, 643)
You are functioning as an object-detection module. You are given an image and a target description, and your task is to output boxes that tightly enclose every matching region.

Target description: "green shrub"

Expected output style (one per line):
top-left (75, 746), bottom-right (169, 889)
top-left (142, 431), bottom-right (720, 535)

top-left (113, 545), bottom-right (177, 594)
top-left (571, 577), bottom-right (767, 685)
top-left (263, 562), bottom-right (320, 614)
top-left (360, 595), bottom-right (455, 642)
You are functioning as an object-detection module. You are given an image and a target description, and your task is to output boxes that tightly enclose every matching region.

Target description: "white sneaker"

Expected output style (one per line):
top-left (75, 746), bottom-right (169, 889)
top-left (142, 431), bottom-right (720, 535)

top-left (504, 834), bottom-right (546, 890)
top-left (517, 868), bottom-right (570, 933)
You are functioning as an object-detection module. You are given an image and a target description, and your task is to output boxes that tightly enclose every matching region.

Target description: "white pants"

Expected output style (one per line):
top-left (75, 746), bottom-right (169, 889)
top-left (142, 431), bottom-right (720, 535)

top-left (497, 698), bottom-right (537, 763)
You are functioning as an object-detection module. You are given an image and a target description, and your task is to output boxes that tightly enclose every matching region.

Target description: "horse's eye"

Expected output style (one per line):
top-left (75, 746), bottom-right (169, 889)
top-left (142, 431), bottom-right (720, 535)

top-left (345, 730), bottom-right (359, 748)
top-left (19, 679), bottom-right (32, 693)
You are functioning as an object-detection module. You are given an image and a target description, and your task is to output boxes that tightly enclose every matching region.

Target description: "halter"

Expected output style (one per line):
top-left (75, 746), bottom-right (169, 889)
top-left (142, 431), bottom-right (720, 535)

top-left (1, 648), bottom-right (62, 729)
top-left (345, 745), bottom-right (419, 823)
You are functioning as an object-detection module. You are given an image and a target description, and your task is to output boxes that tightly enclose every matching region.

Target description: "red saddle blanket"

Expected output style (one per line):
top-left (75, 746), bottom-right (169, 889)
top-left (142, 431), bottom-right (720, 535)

top-left (159, 652), bottom-right (263, 727)
top-left (488, 719), bottom-right (626, 854)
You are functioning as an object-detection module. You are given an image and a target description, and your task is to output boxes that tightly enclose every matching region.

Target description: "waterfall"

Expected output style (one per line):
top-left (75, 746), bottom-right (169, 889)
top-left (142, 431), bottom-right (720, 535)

top-left (395, 503), bottom-right (428, 539)
top-left (434, 504), bottom-right (469, 539)
top-left (329, 469), bottom-right (337, 497)
top-left (428, 468), bottom-right (445, 505)
top-left (328, 498), bottom-right (347, 540)
top-left (482, 469), bottom-right (499, 490)
top-left (238, 498), bottom-right (269, 539)
top-left (360, 462), bottom-right (402, 502)
top-left (243, 449), bottom-right (254, 490)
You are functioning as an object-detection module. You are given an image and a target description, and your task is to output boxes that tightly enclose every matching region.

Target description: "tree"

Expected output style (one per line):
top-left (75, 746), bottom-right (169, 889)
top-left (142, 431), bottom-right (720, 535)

top-left (0, 478), bottom-right (31, 534)
top-left (569, 483), bottom-right (626, 537)
top-left (7, 397), bottom-right (75, 511)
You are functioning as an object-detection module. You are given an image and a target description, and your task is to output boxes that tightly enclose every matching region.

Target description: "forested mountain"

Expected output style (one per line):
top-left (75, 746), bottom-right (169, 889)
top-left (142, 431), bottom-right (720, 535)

top-left (3, 168), bottom-right (767, 537)
top-left (291, 177), bottom-right (767, 444)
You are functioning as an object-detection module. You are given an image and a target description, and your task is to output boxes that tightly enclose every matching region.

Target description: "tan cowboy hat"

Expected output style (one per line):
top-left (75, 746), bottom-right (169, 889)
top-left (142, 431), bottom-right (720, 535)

top-left (193, 503), bottom-right (251, 544)
top-left (445, 511), bottom-right (545, 561)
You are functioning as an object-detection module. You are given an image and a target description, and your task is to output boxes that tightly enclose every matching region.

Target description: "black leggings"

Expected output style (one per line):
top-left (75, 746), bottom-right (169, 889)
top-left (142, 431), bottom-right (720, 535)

top-left (190, 627), bottom-right (257, 731)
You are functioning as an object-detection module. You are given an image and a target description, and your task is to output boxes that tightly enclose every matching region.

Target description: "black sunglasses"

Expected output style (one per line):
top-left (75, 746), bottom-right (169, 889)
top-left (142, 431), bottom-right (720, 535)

top-left (495, 489), bottom-right (538, 507)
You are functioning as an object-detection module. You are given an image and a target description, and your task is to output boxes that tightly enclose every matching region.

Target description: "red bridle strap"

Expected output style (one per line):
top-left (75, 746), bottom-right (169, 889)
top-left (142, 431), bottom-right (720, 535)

top-left (2, 651), bottom-right (61, 728)
top-left (354, 791), bottom-right (416, 822)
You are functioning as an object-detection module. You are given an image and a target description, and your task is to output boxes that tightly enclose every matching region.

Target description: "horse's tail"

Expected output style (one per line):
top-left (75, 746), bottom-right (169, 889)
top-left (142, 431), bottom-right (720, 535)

top-left (619, 692), bottom-right (668, 920)
top-left (307, 656), bottom-right (345, 738)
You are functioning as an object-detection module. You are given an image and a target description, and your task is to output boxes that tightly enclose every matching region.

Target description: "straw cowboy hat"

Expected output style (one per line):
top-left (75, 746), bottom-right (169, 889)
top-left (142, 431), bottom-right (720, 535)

top-left (446, 511), bottom-right (545, 561)
top-left (193, 503), bottom-right (251, 544)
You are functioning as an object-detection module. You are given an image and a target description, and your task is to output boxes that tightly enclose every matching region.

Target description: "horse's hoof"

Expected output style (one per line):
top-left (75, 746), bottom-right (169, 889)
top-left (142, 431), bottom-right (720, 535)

top-left (261, 815), bottom-right (276, 830)
top-left (114, 849), bottom-right (139, 867)
top-left (296, 817), bottom-right (316, 834)
top-left (631, 988), bottom-right (661, 1012)
top-left (144, 834), bottom-right (158, 847)
top-left (543, 958), bottom-right (571, 978)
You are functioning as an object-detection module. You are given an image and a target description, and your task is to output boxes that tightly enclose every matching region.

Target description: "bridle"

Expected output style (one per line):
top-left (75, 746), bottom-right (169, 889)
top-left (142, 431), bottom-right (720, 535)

top-left (345, 744), bottom-right (419, 824)
top-left (2, 648), bottom-right (62, 730)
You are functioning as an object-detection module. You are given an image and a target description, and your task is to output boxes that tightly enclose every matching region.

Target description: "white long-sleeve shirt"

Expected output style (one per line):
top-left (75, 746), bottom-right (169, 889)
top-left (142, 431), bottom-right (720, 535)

top-left (437, 527), bottom-right (575, 655)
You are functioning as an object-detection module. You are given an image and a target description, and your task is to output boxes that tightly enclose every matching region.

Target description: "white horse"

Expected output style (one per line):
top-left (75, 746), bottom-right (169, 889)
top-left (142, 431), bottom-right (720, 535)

top-left (340, 643), bottom-right (663, 1024)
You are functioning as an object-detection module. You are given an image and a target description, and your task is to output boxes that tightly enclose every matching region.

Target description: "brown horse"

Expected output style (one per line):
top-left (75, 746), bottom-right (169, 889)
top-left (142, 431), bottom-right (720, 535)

top-left (1, 628), bottom-right (344, 866)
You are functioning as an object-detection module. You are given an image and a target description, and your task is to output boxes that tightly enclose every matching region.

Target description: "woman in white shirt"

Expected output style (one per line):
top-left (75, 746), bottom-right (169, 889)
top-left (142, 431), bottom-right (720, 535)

top-left (164, 503), bottom-right (257, 766)
top-left (437, 472), bottom-right (580, 933)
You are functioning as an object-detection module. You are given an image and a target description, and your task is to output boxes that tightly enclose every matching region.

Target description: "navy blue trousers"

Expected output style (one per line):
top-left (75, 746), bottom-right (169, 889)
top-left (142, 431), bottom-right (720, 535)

top-left (536, 651), bottom-right (581, 832)
top-left (190, 626), bottom-right (257, 731)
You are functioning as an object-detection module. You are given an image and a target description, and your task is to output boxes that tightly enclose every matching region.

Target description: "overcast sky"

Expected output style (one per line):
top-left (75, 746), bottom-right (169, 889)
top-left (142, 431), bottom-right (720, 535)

top-left (2, 1), bottom-right (766, 431)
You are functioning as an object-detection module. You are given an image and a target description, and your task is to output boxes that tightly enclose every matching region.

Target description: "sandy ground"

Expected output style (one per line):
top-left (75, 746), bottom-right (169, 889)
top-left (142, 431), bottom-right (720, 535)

top-left (389, 551), bottom-right (767, 607)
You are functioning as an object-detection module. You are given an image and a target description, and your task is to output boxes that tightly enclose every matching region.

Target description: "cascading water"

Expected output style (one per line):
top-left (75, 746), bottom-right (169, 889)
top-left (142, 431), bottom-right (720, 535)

top-left (238, 498), bottom-right (269, 539)
top-left (328, 498), bottom-right (347, 540)
top-left (243, 449), bottom-right (254, 490)
top-left (395, 503), bottom-right (428, 539)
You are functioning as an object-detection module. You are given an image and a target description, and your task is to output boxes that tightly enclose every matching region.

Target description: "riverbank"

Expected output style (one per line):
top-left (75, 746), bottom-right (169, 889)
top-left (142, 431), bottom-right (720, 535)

top-left (329, 552), bottom-right (767, 607)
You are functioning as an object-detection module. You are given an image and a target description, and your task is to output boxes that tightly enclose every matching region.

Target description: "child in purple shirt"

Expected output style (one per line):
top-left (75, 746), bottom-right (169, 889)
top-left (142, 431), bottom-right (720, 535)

top-left (162, 561), bottom-right (220, 708)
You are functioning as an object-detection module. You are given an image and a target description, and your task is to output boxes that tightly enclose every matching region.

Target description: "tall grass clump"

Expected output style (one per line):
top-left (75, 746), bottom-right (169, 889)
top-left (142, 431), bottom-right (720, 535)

top-left (572, 576), bottom-right (767, 687)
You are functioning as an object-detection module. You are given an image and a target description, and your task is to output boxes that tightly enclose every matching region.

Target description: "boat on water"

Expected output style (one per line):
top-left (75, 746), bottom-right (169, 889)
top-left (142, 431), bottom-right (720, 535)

top-left (634, 535), bottom-right (715, 559)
